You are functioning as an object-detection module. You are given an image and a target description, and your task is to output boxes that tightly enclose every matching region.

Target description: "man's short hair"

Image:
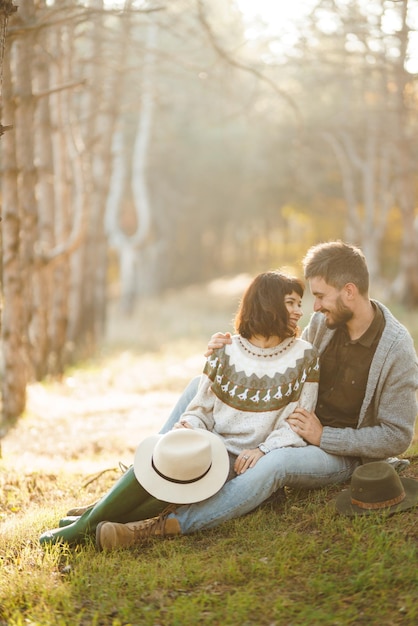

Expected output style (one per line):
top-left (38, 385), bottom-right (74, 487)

top-left (302, 241), bottom-right (369, 295)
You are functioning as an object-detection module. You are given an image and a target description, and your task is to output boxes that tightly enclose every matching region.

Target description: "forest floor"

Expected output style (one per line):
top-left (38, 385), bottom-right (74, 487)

top-left (1, 276), bottom-right (417, 626)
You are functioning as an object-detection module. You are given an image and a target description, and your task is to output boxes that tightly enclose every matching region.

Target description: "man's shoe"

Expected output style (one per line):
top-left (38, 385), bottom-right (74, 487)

top-left (386, 457), bottom-right (410, 472)
top-left (96, 512), bottom-right (181, 551)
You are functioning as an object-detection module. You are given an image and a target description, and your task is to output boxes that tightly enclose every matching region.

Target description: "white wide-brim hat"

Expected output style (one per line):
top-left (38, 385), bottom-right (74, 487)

top-left (134, 428), bottom-right (230, 504)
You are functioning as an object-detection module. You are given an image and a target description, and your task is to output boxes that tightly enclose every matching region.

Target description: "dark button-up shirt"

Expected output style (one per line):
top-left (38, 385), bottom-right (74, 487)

top-left (316, 303), bottom-right (385, 428)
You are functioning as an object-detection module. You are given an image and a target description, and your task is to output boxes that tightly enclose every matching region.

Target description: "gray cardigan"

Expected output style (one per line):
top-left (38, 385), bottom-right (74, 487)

top-left (302, 301), bottom-right (418, 462)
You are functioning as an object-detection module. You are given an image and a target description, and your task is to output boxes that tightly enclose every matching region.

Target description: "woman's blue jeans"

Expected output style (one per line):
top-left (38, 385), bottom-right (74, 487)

top-left (158, 376), bottom-right (359, 534)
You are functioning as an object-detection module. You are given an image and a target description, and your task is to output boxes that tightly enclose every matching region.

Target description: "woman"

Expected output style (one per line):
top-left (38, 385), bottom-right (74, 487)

top-left (40, 270), bottom-right (319, 548)
top-left (173, 270), bottom-right (319, 476)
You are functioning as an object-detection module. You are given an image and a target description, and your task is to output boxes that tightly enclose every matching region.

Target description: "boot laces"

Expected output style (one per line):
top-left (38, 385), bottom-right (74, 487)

top-left (132, 504), bottom-right (177, 542)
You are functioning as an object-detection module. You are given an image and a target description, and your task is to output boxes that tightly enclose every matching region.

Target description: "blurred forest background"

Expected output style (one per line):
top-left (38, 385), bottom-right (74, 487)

top-left (0, 0), bottom-right (417, 430)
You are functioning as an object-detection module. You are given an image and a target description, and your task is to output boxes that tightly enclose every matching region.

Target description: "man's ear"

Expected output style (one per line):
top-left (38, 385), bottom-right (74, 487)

top-left (343, 283), bottom-right (357, 300)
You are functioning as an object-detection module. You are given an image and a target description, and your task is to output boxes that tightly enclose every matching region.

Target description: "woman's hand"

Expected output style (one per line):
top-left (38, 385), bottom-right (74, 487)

top-left (204, 332), bottom-right (232, 357)
top-left (173, 420), bottom-right (194, 430)
top-left (234, 448), bottom-right (265, 474)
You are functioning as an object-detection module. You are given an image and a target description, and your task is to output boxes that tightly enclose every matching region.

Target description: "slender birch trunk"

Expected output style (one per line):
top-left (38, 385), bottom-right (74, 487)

top-left (105, 16), bottom-right (157, 314)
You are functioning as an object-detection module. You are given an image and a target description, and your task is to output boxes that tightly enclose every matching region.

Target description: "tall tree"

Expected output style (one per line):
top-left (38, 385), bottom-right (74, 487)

top-left (0, 0), bottom-right (28, 427)
top-left (105, 12), bottom-right (157, 314)
top-left (390, 0), bottom-right (418, 305)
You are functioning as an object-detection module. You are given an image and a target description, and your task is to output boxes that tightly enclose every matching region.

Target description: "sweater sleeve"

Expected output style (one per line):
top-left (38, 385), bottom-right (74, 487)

top-left (179, 374), bottom-right (216, 432)
top-left (260, 379), bottom-right (319, 451)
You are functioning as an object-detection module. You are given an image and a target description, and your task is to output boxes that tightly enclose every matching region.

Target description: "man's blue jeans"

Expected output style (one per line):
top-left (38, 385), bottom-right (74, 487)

top-left (159, 376), bottom-right (359, 534)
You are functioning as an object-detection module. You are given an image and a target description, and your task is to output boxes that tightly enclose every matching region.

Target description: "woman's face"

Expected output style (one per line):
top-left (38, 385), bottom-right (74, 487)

top-left (285, 291), bottom-right (303, 331)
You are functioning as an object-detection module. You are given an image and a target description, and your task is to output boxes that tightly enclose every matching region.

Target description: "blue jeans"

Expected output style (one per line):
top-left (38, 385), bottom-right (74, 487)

top-left (158, 376), bottom-right (201, 433)
top-left (159, 376), bottom-right (360, 534)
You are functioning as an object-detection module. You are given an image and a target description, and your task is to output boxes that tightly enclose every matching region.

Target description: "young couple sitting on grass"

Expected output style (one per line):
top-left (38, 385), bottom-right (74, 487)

top-left (40, 241), bottom-right (418, 550)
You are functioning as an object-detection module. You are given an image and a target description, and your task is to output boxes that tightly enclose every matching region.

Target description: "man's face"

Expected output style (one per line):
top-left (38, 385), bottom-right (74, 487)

top-left (308, 276), bottom-right (353, 329)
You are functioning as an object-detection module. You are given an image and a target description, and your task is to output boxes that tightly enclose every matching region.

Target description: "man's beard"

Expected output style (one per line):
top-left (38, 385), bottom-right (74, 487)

top-left (322, 296), bottom-right (353, 329)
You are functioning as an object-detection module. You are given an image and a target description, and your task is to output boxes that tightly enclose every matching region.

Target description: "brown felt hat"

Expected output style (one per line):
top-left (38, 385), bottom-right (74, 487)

top-left (335, 461), bottom-right (418, 516)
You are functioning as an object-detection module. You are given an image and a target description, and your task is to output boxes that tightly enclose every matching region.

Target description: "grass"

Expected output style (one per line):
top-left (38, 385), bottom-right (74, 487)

top-left (1, 276), bottom-right (418, 625)
top-left (1, 479), bottom-right (417, 625)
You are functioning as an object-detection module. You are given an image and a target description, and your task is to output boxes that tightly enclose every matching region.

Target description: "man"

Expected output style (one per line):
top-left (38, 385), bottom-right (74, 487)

top-left (96, 241), bottom-right (418, 550)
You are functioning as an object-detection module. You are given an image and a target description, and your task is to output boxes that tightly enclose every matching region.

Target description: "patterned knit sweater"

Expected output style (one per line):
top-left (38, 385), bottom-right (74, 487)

top-left (181, 335), bottom-right (320, 455)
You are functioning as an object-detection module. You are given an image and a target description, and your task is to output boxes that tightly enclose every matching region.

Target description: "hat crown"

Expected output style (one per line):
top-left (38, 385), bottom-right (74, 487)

top-left (134, 427), bottom-right (229, 504)
top-left (152, 429), bottom-right (212, 484)
top-left (335, 460), bottom-right (418, 516)
top-left (350, 462), bottom-right (405, 510)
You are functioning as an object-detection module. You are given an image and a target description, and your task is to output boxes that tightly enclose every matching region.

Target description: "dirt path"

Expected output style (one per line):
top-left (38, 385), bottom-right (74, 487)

top-left (1, 277), bottom-right (249, 475)
top-left (1, 350), bottom-right (203, 475)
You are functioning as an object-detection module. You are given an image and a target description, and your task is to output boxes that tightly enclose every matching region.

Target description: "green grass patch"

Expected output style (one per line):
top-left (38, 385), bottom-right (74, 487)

top-left (1, 475), bottom-right (417, 626)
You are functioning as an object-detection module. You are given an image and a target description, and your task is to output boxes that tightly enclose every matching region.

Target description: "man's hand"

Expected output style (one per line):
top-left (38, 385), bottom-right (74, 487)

top-left (234, 448), bottom-right (265, 474)
top-left (204, 331), bottom-right (233, 357)
top-left (287, 407), bottom-right (323, 446)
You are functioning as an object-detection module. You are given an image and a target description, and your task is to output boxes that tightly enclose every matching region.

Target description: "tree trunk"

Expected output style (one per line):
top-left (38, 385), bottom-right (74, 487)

top-left (32, 25), bottom-right (56, 379)
top-left (391, 0), bottom-right (418, 306)
top-left (68, 0), bottom-right (118, 348)
top-left (105, 17), bottom-right (157, 314)
top-left (14, 0), bottom-right (39, 382)
top-left (48, 10), bottom-right (78, 371)
top-left (0, 23), bottom-right (28, 428)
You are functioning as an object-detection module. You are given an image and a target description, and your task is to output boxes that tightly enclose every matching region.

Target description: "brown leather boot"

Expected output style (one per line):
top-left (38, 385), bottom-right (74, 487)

top-left (96, 511), bottom-right (181, 551)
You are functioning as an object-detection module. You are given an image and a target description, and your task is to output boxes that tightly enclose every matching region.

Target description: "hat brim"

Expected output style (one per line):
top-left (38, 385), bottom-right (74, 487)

top-left (335, 477), bottom-right (418, 516)
top-left (134, 430), bottom-right (230, 504)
